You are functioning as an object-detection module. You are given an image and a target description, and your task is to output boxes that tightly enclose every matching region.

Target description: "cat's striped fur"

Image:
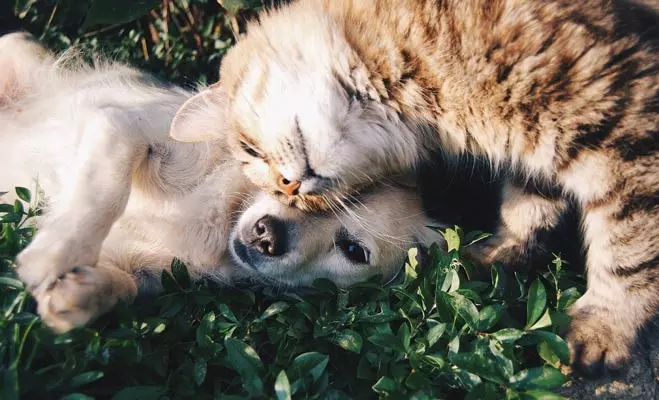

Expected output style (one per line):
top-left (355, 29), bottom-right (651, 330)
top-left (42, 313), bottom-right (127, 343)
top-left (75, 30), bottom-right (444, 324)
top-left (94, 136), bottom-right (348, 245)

top-left (170, 0), bottom-right (659, 377)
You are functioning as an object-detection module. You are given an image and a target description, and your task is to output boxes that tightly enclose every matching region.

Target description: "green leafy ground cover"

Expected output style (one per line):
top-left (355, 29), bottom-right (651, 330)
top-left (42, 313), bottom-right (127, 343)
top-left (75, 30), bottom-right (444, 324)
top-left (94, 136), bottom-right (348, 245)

top-left (1, 1), bottom-right (587, 398)
top-left (1, 187), bottom-right (585, 399)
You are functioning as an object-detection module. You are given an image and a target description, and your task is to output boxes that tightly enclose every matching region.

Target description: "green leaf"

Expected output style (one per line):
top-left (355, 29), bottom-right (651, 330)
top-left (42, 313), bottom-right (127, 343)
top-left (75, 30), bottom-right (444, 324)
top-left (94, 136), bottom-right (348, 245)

top-left (422, 354), bottom-right (447, 370)
top-left (330, 329), bottom-right (362, 353)
top-left (219, 0), bottom-right (262, 15)
top-left (466, 382), bottom-right (501, 400)
top-left (194, 358), bottom-right (207, 386)
top-left (527, 309), bottom-right (552, 331)
top-left (3, 367), bottom-right (18, 400)
top-left (526, 279), bottom-right (547, 329)
top-left (557, 287), bottom-right (581, 311)
top-left (405, 369), bottom-right (432, 390)
top-left (14, 0), bottom-right (38, 18)
top-left (291, 352), bottom-right (329, 383)
top-left (397, 322), bottom-right (411, 351)
top-left (491, 328), bottom-right (525, 344)
top-left (448, 335), bottom-right (460, 356)
top-left (478, 304), bottom-right (504, 331)
top-left (426, 320), bottom-right (447, 348)
top-left (259, 301), bottom-right (290, 320)
top-left (170, 259), bottom-right (191, 289)
top-left (463, 230), bottom-right (493, 247)
top-left (0, 276), bottom-right (24, 289)
top-left (61, 394), bottom-right (94, 400)
top-left (111, 386), bottom-right (166, 400)
top-left (69, 371), bottom-right (104, 388)
top-left (219, 304), bottom-right (238, 323)
top-left (407, 246), bottom-right (419, 269)
top-left (160, 270), bottom-right (180, 293)
top-left (537, 341), bottom-right (561, 368)
top-left (519, 390), bottom-right (567, 400)
top-left (442, 227), bottom-right (461, 252)
top-left (15, 187), bottom-right (30, 203)
top-left (312, 278), bottom-right (338, 294)
top-left (509, 367), bottom-right (567, 390)
top-left (488, 264), bottom-right (507, 299)
top-left (450, 352), bottom-right (506, 385)
top-left (368, 333), bottom-right (407, 353)
top-left (529, 331), bottom-right (570, 364)
top-left (450, 293), bottom-right (480, 331)
top-left (442, 268), bottom-right (460, 293)
top-left (489, 340), bottom-right (514, 378)
top-left (275, 370), bottom-right (292, 400)
top-left (224, 338), bottom-right (264, 396)
top-left (82, 0), bottom-right (161, 30)
top-left (372, 376), bottom-right (398, 395)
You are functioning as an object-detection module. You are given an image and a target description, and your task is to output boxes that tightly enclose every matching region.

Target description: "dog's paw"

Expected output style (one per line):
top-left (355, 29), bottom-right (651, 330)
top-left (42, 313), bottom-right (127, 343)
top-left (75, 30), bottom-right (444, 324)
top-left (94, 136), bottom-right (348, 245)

top-left (15, 235), bottom-right (90, 294)
top-left (35, 265), bottom-right (123, 333)
top-left (566, 304), bottom-right (635, 378)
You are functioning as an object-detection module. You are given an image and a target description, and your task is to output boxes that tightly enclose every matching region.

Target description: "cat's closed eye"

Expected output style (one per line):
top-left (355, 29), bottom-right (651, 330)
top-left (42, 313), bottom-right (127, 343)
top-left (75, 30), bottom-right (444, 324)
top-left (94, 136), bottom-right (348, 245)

top-left (240, 140), bottom-right (262, 158)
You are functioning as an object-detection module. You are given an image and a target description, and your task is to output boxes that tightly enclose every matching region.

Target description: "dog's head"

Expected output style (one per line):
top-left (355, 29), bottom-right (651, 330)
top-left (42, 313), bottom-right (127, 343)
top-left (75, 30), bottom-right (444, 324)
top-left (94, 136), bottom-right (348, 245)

top-left (228, 182), bottom-right (444, 289)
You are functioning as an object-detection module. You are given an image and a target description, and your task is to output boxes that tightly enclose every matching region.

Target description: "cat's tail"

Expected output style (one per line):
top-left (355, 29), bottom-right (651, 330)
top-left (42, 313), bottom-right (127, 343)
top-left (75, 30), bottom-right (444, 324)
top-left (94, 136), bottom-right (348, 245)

top-left (0, 32), bottom-right (54, 106)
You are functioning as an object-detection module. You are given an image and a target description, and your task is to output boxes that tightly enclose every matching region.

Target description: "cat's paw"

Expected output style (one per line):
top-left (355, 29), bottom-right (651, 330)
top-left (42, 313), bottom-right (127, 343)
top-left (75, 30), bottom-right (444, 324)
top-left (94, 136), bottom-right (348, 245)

top-left (463, 233), bottom-right (529, 267)
top-left (35, 265), bottom-right (130, 333)
top-left (566, 303), bottom-right (635, 378)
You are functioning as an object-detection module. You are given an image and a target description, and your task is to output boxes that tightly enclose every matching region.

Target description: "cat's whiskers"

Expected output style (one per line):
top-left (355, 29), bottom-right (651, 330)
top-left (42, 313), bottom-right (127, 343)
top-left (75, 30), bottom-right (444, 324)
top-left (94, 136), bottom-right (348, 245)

top-left (331, 193), bottom-right (412, 249)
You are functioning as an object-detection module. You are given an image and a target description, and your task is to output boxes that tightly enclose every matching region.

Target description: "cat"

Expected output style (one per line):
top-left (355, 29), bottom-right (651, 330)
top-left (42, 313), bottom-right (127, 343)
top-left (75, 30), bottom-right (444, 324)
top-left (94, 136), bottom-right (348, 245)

top-left (169, 0), bottom-right (659, 377)
top-left (0, 32), bottom-right (443, 333)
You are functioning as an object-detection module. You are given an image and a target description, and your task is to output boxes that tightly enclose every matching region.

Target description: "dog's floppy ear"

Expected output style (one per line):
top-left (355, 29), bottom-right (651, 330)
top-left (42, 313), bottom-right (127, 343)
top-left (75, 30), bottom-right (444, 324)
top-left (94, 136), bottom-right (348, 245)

top-left (169, 83), bottom-right (229, 143)
top-left (0, 32), bottom-right (52, 101)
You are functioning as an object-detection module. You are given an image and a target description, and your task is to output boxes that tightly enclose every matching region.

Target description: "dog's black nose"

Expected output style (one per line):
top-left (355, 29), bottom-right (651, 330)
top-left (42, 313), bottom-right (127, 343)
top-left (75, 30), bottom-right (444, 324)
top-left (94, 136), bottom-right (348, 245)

top-left (249, 215), bottom-right (287, 257)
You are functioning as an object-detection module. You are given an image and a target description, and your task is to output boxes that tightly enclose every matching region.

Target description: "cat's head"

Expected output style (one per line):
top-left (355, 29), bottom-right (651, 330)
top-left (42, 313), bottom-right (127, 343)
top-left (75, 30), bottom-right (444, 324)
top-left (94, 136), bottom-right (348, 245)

top-left (228, 182), bottom-right (445, 288)
top-left (170, 6), bottom-right (421, 211)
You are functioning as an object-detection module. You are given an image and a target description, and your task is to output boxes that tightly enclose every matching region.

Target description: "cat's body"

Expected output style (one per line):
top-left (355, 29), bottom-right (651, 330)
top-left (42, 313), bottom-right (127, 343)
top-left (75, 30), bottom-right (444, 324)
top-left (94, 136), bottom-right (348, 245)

top-left (171, 0), bottom-right (659, 376)
top-left (1, 32), bottom-right (442, 333)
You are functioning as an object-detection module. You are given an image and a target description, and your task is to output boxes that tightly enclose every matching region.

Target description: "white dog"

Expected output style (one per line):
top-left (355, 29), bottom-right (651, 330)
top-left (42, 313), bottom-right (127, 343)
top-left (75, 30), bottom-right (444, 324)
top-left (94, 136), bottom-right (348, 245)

top-left (0, 32), bottom-right (443, 333)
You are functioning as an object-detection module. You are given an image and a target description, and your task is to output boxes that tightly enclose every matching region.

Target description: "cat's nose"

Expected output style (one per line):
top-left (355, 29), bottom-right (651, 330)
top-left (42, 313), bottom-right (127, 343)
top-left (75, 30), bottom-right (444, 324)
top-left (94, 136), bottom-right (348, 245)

top-left (249, 216), bottom-right (287, 257)
top-left (274, 171), bottom-right (301, 196)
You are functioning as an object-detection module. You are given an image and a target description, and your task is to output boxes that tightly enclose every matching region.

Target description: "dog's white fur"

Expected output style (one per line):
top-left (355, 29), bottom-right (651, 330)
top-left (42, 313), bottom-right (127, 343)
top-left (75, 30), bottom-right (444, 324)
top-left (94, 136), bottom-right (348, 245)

top-left (0, 33), bottom-right (442, 333)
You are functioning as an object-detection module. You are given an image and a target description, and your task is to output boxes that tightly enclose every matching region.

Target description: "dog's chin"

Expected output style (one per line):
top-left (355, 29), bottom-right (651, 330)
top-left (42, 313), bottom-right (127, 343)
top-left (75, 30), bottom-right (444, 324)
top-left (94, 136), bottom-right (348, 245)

top-left (229, 239), bottom-right (284, 276)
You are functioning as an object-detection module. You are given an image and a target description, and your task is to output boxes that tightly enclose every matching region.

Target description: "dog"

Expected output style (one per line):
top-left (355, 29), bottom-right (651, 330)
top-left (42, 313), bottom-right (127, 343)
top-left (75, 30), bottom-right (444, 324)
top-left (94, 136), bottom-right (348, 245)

top-left (0, 32), bottom-right (443, 333)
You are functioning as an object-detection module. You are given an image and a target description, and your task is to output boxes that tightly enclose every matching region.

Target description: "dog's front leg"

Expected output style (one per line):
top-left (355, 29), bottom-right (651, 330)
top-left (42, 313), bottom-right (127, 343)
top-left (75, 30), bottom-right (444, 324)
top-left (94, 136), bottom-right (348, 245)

top-left (16, 110), bottom-right (144, 306)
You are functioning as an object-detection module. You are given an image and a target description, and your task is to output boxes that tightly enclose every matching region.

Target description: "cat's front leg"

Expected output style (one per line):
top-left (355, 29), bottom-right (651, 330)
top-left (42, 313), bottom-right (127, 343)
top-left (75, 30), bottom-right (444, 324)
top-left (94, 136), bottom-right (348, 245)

top-left (16, 111), bottom-right (143, 301)
top-left (566, 202), bottom-right (659, 377)
top-left (464, 179), bottom-right (568, 267)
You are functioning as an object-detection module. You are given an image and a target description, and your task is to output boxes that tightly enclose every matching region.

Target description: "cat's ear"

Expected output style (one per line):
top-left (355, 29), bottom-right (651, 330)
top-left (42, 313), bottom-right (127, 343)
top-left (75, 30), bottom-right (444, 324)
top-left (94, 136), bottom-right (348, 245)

top-left (169, 83), bottom-right (229, 143)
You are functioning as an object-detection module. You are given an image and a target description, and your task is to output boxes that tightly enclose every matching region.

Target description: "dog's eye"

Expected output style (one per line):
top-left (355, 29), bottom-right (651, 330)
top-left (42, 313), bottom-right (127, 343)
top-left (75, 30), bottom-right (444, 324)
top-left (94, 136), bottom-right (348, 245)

top-left (240, 140), bottom-right (261, 158)
top-left (337, 239), bottom-right (370, 264)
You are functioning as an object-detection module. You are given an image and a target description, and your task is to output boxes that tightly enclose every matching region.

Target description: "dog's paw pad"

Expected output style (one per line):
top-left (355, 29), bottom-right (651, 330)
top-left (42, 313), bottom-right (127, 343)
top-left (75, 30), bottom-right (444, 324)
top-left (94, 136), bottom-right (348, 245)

top-left (36, 266), bottom-right (115, 333)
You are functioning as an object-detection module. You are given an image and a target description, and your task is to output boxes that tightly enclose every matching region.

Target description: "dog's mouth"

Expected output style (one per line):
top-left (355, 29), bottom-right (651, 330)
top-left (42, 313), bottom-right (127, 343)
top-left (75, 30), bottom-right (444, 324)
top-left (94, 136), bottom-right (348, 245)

top-left (231, 239), bottom-right (255, 270)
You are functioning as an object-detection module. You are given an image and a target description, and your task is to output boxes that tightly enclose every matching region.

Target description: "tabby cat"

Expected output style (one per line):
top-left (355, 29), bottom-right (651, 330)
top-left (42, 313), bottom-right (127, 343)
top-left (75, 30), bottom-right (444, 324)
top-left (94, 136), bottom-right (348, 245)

top-left (170, 0), bottom-right (659, 377)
